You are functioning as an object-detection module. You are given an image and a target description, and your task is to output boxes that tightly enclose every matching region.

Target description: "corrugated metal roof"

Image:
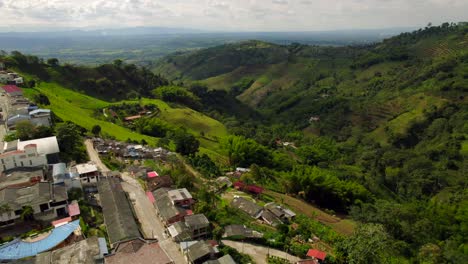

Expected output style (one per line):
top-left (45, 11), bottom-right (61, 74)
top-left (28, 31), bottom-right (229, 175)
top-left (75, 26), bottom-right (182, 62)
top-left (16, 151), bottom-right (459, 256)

top-left (0, 220), bottom-right (80, 260)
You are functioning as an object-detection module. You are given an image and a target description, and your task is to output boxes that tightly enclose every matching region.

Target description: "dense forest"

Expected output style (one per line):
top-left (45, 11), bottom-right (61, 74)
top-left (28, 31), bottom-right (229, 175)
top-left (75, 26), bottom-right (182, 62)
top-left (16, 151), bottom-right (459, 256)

top-left (1, 23), bottom-right (467, 263)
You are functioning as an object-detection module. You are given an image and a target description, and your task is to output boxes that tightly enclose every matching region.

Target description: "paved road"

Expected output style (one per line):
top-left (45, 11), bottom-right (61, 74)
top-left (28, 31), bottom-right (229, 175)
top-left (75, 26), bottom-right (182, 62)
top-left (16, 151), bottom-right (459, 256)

top-left (222, 240), bottom-right (301, 264)
top-left (85, 140), bottom-right (185, 263)
top-left (121, 172), bottom-right (186, 264)
top-left (84, 139), bottom-right (110, 172)
top-left (0, 93), bottom-right (10, 141)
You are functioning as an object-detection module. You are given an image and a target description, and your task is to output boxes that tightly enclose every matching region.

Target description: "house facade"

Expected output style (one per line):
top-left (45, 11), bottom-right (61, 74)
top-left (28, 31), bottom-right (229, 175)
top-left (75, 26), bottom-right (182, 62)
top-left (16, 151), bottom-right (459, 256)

top-left (0, 182), bottom-right (68, 226)
top-left (168, 188), bottom-right (194, 208)
top-left (0, 143), bottom-right (48, 173)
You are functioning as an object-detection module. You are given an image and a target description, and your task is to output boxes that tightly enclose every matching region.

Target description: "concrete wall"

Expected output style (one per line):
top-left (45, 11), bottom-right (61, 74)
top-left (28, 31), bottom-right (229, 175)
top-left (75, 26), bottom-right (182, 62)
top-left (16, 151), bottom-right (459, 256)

top-left (0, 147), bottom-right (48, 173)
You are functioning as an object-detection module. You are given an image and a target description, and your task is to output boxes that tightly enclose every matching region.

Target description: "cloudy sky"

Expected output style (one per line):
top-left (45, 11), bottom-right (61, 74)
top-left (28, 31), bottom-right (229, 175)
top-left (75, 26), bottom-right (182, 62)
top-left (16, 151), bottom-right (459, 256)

top-left (0, 0), bottom-right (466, 31)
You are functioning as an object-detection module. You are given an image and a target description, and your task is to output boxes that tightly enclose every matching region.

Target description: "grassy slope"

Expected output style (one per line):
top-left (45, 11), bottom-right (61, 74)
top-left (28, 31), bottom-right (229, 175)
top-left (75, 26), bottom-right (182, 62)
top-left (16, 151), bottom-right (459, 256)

top-left (22, 81), bottom-right (228, 160)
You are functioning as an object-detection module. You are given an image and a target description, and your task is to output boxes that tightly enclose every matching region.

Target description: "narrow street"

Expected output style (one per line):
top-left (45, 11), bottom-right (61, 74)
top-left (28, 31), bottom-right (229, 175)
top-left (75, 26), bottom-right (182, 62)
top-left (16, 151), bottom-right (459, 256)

top-left (222, 240), bottom-right (301, 264)
top-left (84, 140), bottom-right (186, 263)
top-left (84, 139), bottom-right (110, 172)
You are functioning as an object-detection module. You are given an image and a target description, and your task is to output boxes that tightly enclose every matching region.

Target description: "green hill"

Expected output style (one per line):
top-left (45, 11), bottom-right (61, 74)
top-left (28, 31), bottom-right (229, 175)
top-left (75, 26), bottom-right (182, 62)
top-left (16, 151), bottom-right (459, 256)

top-left (153, 24), bottom-right (468, 262)
top-left (2, 23), bottom-right (468, 262)
top-left (155, 24), bottom-right (468, 141)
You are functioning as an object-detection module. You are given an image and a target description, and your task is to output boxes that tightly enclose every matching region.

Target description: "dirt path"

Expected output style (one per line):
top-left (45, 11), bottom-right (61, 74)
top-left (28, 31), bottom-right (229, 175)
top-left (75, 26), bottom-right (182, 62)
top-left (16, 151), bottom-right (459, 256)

top-left (84, 139), bottom-right (110, 172)
top-left (222, 240), bottom-right (301, 264)
top-left (264, 190), bottom-right (356, 235)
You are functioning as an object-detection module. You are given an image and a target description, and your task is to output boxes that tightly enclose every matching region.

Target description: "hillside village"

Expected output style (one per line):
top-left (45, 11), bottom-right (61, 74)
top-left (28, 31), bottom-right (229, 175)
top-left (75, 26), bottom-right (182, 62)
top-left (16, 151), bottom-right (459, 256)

top-left (0, 65), bottom-right (330, 264)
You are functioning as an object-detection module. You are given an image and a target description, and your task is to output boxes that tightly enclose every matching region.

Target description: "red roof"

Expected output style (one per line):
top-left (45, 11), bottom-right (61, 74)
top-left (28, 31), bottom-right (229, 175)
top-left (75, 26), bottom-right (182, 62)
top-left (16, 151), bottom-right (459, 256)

top-left (233, 181), bottom-right (263, 194)
top-left (146, 191), bottom-right (155, 203)
top-left (246, 185), bottom-right (264, 194)
top-left (307, 249), bottom-right (327, 260)
top-left (233, 181), bottom-right (245, 188)
top-left (52, 217), bottom-right (72, 227)
top-left (147, 171), bottom-right (159, 178)
top-left (67, 203), bottom-right (80, 217)
top-left (2, 85), bottom-right (22, 94)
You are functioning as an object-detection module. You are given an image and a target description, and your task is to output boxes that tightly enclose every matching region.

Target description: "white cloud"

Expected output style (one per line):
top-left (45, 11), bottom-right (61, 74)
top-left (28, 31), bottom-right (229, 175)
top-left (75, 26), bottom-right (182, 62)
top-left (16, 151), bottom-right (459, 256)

top-left (0, 0), bottom-right (466, 31)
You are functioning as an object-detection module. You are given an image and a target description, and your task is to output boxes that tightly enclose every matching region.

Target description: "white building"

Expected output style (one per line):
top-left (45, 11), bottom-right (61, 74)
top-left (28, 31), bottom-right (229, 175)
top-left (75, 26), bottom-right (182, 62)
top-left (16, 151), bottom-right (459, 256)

top-left (0, 136), bottom-right (60, 173)
top-left (74, 163), bottom-right (99, 185)
top-left (0, 143), bottom-right (47, 173)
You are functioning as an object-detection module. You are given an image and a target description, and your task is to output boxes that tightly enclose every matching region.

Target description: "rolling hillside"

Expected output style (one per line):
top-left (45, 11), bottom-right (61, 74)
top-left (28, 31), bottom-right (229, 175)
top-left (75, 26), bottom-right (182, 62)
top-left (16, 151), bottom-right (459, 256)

top-left (155, 24), bottom-right (468, 144)
top-left (20, 80), bottom-right (228, 161)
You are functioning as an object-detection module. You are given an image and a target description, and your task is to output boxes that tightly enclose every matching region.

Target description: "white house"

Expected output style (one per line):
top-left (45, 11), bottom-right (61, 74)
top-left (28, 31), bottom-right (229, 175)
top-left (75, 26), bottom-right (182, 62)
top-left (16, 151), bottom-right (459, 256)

top-left (0, 143), bottom-right (48, 173)
top-left (0, 136), bottom-right (60, 173)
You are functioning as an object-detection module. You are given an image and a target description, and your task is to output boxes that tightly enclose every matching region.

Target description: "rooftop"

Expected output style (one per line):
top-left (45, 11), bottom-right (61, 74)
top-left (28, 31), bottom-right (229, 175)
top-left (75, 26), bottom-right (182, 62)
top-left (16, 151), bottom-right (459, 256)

top-left (35, 237), bottom-right (104, 264)
top-left (104, 238), bottom-right (172, 264)
top-left (307, 249), bottom-right (327, 261)
top-left (29, 109), bottom-right (51, 116)
top-left (185, 214), bottom-right (210, 229)
top-left (231, 197), bottom-right (263, 219)
top-left (186, 241), bottom-right (216, 263)
top-left (147, 171), bottom-right (159, 178)
top-left (0, 220), bottom-right (80, 261)
top-left (0, 167), bottom-right (44, 190)
top-left (67, 201), bottom-right (80, 217)
top-left (204, 254), bottom-right (236, 264)
top-left (167, 188), bottom-right (193, 201)
top-left (2, 85), bottom-right (22, 94)
top-left (223, 224), bottom-right (263, 238)
top-left (154, 193), bottom-right (186, 222)
top-left (97, 177), bottom-right (140, 246)
top-left (0, 182), bottom-right (67, 211)
top-left (167, 221), bottom-right (192, 242)
top-left (16, 136), bottom-right (60, 155)
top-left (75, 163), bottom-right (98, 175)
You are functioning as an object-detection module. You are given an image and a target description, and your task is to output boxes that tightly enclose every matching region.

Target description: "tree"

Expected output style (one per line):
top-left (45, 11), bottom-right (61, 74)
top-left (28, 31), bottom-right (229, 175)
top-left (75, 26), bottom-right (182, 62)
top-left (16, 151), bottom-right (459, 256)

top-left (91, 125), bottom-right (101, 136)
top-left (113, 59), bottom-right (123, 68)
top-left (336, 223), bottom-right (394, 264)
top-left (56, 122), bottom-right (87, 162)
top-left (221, 135), bottom-right (271, 167)
top-left (15, 120), bottom-right (36, 140)
top-left (47, 58), bottom-right (59, 67)
top-left (173, 131), bottom-right (199, 156)
top-left (20, 205), bottom-right (34, 221)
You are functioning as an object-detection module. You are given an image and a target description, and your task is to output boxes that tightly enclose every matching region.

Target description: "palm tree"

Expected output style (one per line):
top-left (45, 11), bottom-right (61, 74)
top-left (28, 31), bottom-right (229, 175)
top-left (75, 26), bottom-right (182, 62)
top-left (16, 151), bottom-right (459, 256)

top-left (20, 205), bottom-right (34, 221)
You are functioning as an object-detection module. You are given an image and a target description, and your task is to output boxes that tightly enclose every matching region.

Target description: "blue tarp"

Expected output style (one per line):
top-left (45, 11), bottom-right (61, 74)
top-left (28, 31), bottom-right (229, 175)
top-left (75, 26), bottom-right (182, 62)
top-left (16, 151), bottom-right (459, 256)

top-left (0, 220), bottom-right (80, 260)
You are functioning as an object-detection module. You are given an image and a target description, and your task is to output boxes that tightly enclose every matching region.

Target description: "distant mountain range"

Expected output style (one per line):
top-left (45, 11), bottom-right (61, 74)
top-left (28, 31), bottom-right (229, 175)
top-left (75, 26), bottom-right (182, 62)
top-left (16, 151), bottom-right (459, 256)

top-left (0, 26), bottom-right (417, 65)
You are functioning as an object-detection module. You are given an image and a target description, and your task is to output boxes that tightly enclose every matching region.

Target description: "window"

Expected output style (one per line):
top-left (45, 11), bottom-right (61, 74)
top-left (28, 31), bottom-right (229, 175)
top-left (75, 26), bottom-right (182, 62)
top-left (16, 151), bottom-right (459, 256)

top-left (19, 155), bottom-right (26, 159)
top-left (28, 154), bottom-right (35, 157)
top-left (1, 159), bottom-right (3, 164)
top-left (29, 160), bottom-right (32, 165)
top-left (39, 203), bottom-right (49, 212)
top-left (2, 165), bottom-right (5, 171)
top-left (20, 161), bottom-right (24, 167)
top-left (14, 209), bottom-right (22, 216)
top-left (50, 200), bottom-right (67, 207)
